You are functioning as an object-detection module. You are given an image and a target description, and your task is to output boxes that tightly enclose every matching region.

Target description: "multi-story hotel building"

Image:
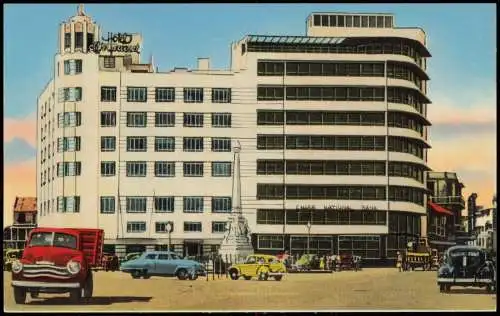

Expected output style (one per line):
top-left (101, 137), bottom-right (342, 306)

top-left (37, 6), bottom-right (431, 261)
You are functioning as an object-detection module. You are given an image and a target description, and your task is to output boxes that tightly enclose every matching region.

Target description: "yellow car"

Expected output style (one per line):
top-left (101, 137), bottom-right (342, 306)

top-left (228, 254), bottom-right (286, 281)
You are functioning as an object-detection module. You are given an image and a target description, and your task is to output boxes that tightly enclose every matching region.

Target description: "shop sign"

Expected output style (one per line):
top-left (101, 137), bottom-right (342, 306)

top-left (88, 32), bottom-right (140, 54)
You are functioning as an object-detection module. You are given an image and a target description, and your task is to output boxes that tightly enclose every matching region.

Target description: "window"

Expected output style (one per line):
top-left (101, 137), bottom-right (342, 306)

top-left (127, 112), bottom-right (147, 127)
top-left (127, 221), bottom-right (146, 233)
top-left (127, 137), bottom-right (147, 152)
top-left (100, 197), bottom-right (115, 214)
top-left (184, 222), bottom-right (202, 232)
top-left (155, 137), bottom-right (175, 152)
top-left (57, 162), bottom-right (82, 177)
top-left (156, 221), bottom-right (174, 233)
top-left (257, 86), bottom-right (284, 100)
top-left (64, 60), bottom-right (82, 75)
top-left (155, 161), bottom-right (175, 177)
top-left (212, 88), bottom-right (232, 103)
top-left (127, 87), bottom-right (147, 102)
top-left (126, 197), bottom-right (147, 213)
top-left (59, 87), bottom-right (82, 102)
top-left (258, 235), bottom-right (284, 250)
top-left (184, 88), bottom-right (204, 103)
top-left (183, 113), bottom-right (204, 127)
top-left (313, 15), bottom-right (321, 26)
top-left (211, 113), bottom-right (232, 127)
top-left (212, 197), bottom-right (232, 213)
top-left (154, 197), bottom-right (175, 213)
top-left (64, 33), bottom-right (71, 49)
top-left (57, 196), bottom-right (80, 213)
top-left (257, 111), bottom-right (284, 125)
top-left (103, 56), bottom-right (115, 68)
top-left (183, 197), bottom-right (204, 213)
top-left (183, 137), bottom-right (204, 152)
top-left (126, 161), bottom-right (147, 177)
top-left (75, 32), bottom-right (83, 48)
top-left (183, 162), bottom-right (204, 177)
top-left (101, 161), bottom-right (116, 177)
top-left (212, 162), bottom-right (232, 177)
top-left (211, 138), bottom-right (231, 152)
top-left (58, 112), bottom-right (81, 127)
top-left (101, 136), bottom-right (116, 152)
top-left (101, 112), bottom-right (116, 127)
top-left (155, 112), bottom-right (175, 127)
top-left (155, 87), bottom-right (175, 102)
top-left (101, 86), bottom-right (117, 102)
top-left (212, 222), bottom-right (227, 233)
top-left (57, 137), bottom-right (81, 152)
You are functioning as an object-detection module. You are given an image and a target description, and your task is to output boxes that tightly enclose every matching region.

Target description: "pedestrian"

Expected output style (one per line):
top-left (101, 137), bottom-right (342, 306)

top-left (396, 251), bottom-right (403, 272)
top-left (319, 256), bottom-right (325, 270)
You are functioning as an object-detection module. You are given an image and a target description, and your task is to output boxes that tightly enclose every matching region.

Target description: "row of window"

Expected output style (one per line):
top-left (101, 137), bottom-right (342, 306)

top-left (100, 86), bottom-right (232, 103)
top-left (247, 38), bottom-right (426, 67)
top-left (100, 136), bottom-right (232, 153)
top-left (100, 161), bottom-right (232, 177)
top-left (100, 196), bottom-right (232, 213)
top-left (257, 110), bottom-right (427, 133)
top-left (126, 221), bottom-right (226, 233)
top-left (120, 112), bottom-right (232, 128)
top-left (63, 31), bottom-right (93, 50)
top-left (256, 184), bottom-right (426, 205)
top-left (257, 61), bottom-right (425, 88)
top-left (312, 14), bottom-right (393, 29)
top-left (257, 86), bottom-right (426, 114)
top-left (256, 160), bottom-right (426, 183)
top-left (256, 209), bottom-right (387, 225)
top-left (256, 135), bottom-right (426, 159)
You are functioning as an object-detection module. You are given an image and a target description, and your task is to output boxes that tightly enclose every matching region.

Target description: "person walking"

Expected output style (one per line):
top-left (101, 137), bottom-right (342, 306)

top-left (319, 256), bottom-right (325, 270)
top-left (396, 251), bottom-right (403, 272)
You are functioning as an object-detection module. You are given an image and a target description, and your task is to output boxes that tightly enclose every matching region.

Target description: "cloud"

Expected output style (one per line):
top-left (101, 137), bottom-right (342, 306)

top-left (4, 138), bottom-right (37, 164)
top-left (427, 93), bottom-right (496, 126)
top-left (3, 159), bottom-right (37, 227)
top-left (4, 113), bottom-right (37, 148)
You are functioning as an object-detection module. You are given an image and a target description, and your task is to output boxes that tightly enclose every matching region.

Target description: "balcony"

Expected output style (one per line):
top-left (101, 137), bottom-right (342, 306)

top-left (429, 196), bottom-right (465, 208)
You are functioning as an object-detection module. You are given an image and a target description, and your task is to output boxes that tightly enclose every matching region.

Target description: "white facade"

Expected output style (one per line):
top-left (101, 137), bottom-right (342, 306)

top-left (37, 9), bottom-right (431, 259)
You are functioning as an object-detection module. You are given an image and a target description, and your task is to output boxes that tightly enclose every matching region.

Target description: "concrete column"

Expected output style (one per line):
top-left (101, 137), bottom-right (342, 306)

top-left (115, 244), bottom-right (126, 259)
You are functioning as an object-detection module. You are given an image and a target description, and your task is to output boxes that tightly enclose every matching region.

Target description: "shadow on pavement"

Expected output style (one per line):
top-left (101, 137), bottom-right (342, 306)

top-left (28, 296), bottom-right (152, 305)
top-left (447, 288), bottom-right (493, 295)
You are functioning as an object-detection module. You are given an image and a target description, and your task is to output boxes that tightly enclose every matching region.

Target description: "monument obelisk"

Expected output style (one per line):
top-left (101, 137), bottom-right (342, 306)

top-left (218, 141), bottom-right (254, 261)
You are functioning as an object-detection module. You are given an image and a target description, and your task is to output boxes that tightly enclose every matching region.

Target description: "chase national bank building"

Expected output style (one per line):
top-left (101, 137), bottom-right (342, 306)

top-left (37, 6), bottom-right (432, 262)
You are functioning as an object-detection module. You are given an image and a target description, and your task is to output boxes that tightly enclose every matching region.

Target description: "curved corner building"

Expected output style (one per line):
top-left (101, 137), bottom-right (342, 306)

top-left (37, 9), bottom-right (431, 261)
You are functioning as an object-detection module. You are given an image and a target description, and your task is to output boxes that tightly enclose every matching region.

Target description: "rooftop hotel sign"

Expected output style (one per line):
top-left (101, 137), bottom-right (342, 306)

top-left (88, 32), bottom-right (140, 54)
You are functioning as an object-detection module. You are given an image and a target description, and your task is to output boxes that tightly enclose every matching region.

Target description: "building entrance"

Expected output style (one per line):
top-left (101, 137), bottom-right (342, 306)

top-left (184, 240), bottom-right (203, 258)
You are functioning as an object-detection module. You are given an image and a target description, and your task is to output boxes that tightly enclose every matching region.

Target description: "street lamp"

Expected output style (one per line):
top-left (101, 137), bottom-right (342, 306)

top-left (306, 221), bottom-right (311, 255)
top-left (166, 222), bottom-right (173, 252)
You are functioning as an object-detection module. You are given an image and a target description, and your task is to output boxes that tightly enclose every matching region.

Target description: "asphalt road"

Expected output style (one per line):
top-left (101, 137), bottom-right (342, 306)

top-left (4, 269), bottom-right (496, 311)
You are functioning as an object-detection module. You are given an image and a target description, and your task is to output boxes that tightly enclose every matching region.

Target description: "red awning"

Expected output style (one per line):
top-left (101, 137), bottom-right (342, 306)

top-left (428, 201), bottom-right (454, 216)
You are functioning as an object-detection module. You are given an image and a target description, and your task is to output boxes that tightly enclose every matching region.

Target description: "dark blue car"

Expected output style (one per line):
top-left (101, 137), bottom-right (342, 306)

top-left (437, 245), bottom-right (496, 293)
top-left (120, 251), bottom-right (205, 280)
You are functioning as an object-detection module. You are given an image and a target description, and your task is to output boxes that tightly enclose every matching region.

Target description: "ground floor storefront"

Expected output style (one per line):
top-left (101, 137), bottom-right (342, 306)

top-left (103, 232), bottom-right (419, 265)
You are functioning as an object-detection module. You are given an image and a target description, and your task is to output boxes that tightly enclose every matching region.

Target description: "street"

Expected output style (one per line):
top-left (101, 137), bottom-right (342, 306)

top-left (4, 269), bottom-right (496, 311)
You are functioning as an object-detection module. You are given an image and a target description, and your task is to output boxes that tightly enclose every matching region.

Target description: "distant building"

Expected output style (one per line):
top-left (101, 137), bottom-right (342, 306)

top-left (3, 197), bottom-right (37, 249)
top-left (426, 172), bottom-right (466, 251)
top-left (470, 195), bottom-right (496, 252)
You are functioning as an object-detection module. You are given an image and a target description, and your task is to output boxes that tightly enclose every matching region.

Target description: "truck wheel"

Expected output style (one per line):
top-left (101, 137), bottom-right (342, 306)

top-left (13, 287), bottom-right (27, 304)
top-left (131, 270), bottom-right (141, 279)
top-left (176, 269), bottom-right (188, 280)
top-left (83, 273), bottom-right (93, 299)
top-left (69, 288), bottom-right (82, 303)
top-left (229, 269), bottom-right (239, 280)
top-left (486, 284), bottom-right (496, 293)
top-left (439, 284), bottom-right (446, 293)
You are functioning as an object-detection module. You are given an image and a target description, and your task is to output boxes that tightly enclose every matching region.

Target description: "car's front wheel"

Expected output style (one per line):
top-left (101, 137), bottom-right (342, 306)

top-left (13, 287), bottom-right (27, 304)
top-left (131, 270), bottom-right (142, 279)
top-left (177, 269), bottom-right (188, 280)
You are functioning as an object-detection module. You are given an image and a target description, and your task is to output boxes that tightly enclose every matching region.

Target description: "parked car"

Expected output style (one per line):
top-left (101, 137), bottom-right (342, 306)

top-left (227, 254), bottom-right (286, 281)
top-left (119, 252), bottom-right (142, 264)
top-left (119, 251), bottom-right (205, 280)
top-left (437, 245), bottom-right (496, 293)
top-left (4, 249), bottom-right (23, 272)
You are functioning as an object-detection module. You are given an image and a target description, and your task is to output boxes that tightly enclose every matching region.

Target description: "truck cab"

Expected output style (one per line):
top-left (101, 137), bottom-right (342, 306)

top-left (10, 227), bottom-right (104, 304)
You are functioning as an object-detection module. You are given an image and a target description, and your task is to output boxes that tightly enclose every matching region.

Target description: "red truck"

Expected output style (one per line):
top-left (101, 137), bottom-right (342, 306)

top-left (10, 227), bottom-right (104, 304)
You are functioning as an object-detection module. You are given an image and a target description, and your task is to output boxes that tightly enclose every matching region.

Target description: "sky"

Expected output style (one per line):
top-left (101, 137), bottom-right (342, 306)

top-left (3, 4), bottom-right (497, 225)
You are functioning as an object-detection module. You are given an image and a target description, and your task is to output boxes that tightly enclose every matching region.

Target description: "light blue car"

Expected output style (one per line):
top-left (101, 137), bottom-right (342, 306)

top-left (119, 251), bottom-right (205, 280)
